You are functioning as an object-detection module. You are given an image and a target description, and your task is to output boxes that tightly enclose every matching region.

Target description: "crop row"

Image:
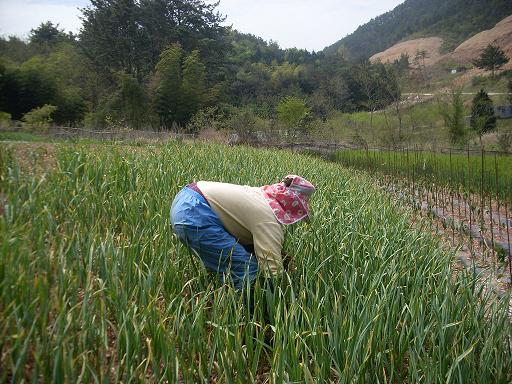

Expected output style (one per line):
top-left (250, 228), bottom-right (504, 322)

top-left (333, 148), bottom-right (512, 204)
top-left (0, 142), bottom-right (510, 382)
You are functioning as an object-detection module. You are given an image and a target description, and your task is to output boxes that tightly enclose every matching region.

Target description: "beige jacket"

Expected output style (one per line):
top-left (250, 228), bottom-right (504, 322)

top-left (197, 181), bottom-right (284, 276)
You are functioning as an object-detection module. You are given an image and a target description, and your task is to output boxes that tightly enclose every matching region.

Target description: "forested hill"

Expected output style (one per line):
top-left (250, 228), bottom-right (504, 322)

top-left (2, 0), bottom-right (510, 134)
top-left (324, 0), bottom-right (512, 61)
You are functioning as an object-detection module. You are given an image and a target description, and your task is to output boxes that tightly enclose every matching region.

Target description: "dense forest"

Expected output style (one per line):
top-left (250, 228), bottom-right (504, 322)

top-left (0, 0), bottom-right (508, 136)
top-left (325, 0), bottom-right (512, 61)
top-left (0, 0), bottom-right (406, 132)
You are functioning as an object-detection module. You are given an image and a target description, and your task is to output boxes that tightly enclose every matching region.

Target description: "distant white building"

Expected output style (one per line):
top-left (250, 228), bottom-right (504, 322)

top-left (450, 66), bottom-right (467, 74)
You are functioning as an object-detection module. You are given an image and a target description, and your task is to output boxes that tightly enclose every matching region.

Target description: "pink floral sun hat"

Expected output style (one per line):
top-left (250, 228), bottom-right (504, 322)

top-left (261, 175), bottom-right (316, 225)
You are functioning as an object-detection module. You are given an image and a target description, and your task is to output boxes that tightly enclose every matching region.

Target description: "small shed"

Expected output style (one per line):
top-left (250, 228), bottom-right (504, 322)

top-left (494, 105), bottom-right (512, 119)
top-left (450, 66), bottom-right (467, 74)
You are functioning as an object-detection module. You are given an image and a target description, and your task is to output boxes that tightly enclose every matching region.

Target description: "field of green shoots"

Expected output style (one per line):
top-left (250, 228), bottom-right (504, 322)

top-left (1, 141), bottom-right (511, 383)
top-left (334, 148), bottom-right (512, 203)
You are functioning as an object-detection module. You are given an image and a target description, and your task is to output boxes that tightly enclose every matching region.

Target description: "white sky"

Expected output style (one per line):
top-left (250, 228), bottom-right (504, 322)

top-left (0, 0), bottom-right (405, 51)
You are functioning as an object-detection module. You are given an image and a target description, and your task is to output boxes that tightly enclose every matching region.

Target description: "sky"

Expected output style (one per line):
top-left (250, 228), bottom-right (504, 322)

top-left (0, 0), bottom-right (405, 51)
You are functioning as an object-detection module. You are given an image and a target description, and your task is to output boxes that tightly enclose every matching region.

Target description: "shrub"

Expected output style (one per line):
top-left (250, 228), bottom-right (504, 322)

top-left (228, 109), bottom-right (257, 144)
top-left (21, 104), bottom-right (58, 129)
top-left (276, 96), bottom-right (311, 132)
top-left (197, 128), bottom-right (228, 143)
top-left (471, 76), bottom-right (486, 87)
top-left (0, 111), bottom-right (12, 127)
top-left (186, 107), bottom-right (227, 134)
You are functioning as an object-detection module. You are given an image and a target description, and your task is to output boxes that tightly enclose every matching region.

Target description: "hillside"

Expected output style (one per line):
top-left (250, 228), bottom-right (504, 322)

top-left (370, 37), bottom-right (444, 66)
top-left (448, 14), bottom-right (512, 68)
top-left (324, 0), bottom-right (512, 62)
top-left (370, 15), bottom-right (512, 71)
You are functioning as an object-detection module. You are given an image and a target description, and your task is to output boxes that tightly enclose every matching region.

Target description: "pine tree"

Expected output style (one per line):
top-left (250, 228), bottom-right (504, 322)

top-left (473, 44), bottom-right (509, 77)
top-left (29, 21), bottom-right (70, 49)
top-left (80, 0), bottom-right (226, 81)
top-left (440, 90), bottom-right (465, 145)
top-left (470, 89), bottom-right (496, 146)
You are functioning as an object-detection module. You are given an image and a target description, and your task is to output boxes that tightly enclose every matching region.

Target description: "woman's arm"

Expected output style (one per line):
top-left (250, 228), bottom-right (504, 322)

top-left (252, 222), bottom-right (285, 277)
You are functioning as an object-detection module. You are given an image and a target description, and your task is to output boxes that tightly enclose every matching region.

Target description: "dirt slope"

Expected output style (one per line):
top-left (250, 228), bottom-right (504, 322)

top-left (370, 14), bottom-right (512, 70)
top-left (370, 37), bottom-right (444, 66)
top-left (446, 14), bottom-right (512, 69)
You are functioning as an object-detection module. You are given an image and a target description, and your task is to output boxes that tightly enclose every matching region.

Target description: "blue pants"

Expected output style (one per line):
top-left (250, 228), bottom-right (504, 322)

top-left (170, 187), bottom-right (259, 290)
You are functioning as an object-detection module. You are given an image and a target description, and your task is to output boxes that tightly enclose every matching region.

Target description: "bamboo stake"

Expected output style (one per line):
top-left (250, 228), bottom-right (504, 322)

top-left (505, 185), bottom-right (511, 284)
top-left (468, 145), bottom-right (475, 279)
top-left (494, 153), bottom-right (501, 236)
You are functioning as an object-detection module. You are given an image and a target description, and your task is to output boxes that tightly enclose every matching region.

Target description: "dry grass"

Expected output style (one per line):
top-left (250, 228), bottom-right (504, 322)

top-left (1, 142), bottom-right (57, 175)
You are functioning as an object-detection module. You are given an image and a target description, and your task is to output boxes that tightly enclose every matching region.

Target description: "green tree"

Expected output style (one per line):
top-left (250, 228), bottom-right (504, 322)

top-left (43, 44), bottom-right (89, 124)
top-left (118, 72), bottom-right (148, 129)
top-left (276, 96), bottom-right (311, 132)
top-left (80, 0), bottom-right (226, 82)
top-left (1, 46), bottom-right (88, 125)
top-left (81, 0), bottom-right (147, 81)
top-left (393, 53), bottom-right (410, 77)
top-left (439, 89), bottom-right (466, 145)
top-left (413, 49), bottom-right (429, 82)
top-left (0, 36), bottom-right (36, 64)
top-left (228, 62), bottom-right (272, 105)
top-left (0, 59), bottom-right (59, 121)
top-left (181, 50), bottom-right (207, 126)
top-left (154, 43), bottom-right (183, 129)
top-left (353, 63), bottom-right (384, 129)
top-left (29, 21), bottom-right (70, 49)
top-left (377, 64), bottom-right (403, 136)
top-left (473, 44), bottom-right (509, 77)
top-left (470, 89), bottom-right (496, 146)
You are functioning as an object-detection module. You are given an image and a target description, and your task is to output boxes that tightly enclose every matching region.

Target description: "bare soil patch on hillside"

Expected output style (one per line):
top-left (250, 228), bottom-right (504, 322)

top-left (371, 14), bottom-right (512, 72)
top-left (447, 15), bottom-right (512, 69)
top-left (370, 37), bottom-right (444, 66)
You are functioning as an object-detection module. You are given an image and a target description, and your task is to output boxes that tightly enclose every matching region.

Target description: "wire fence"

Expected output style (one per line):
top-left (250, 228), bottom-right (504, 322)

top-left (0, 125), bottom-right (193, 142)
top-left (334, 146), bottom-right (512, 202)
top-left (333, 146), bottom-right (512, 287)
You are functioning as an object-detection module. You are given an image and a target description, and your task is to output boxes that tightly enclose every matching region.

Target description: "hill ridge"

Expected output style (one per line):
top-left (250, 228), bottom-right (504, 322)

top-left (324, 0), bottom-right (512, 62)
top-left (369, 15), bottom-right (512, 72)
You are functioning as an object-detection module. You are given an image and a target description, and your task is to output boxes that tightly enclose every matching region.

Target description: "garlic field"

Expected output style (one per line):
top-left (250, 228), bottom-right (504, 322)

top-left (0, 142), bottom-right (510, 383)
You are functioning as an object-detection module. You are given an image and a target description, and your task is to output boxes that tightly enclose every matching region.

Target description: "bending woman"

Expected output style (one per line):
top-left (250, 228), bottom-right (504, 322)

top-left (170, 175), bottom-right (315, 290)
